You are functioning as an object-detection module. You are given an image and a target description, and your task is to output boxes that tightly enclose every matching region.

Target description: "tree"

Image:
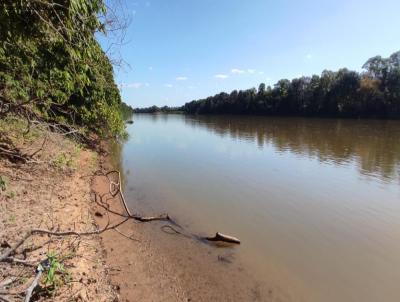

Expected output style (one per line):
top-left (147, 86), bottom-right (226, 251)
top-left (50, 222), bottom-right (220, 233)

top-left (182, 51), bottom-right (400, 119)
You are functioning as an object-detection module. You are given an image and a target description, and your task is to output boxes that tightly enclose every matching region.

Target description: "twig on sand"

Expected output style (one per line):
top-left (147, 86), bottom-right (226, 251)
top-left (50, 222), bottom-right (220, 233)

top-left (24, 268), bottom-right (42, 302)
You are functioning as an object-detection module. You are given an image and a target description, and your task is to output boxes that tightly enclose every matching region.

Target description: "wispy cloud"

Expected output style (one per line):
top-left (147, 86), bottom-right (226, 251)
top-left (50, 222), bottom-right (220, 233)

top-left (119, 82), bottom-right (144, 89)
top-left (214, 74), bottom-right (228, 79)
top-left (231, 68), bottom-right (263, 75)
top-left (306, 54), bottom-right (312, 60)
top-left (164, 84), bottom-right (173, 88)
top-left (176, 76), bottom-right (188, 81)
top-left (231, 68), bottom-right (245, 74)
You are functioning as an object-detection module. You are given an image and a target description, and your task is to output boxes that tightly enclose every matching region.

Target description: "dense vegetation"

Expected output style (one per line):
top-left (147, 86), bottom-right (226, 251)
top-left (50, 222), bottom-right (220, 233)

top-left (133, 105), bottom-right (181, 113)
top-left (184, 51), bottom-right (400, 118)
top-left (0, 0), bottom-right (128, 136)
top-left (120, 101), bottom-right (134, 120)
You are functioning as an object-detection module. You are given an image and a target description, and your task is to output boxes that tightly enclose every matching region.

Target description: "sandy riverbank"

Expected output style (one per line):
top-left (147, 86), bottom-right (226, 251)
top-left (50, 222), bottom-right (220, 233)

top-left (0, 118), bottom-right (115, 301)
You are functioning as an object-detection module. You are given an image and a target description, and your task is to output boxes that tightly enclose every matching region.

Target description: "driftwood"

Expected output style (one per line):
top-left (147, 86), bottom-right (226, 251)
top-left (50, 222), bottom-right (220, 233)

top-left (205, 232), bottom-right (241, 244)
top-left (105, 170), bottom-right (172, 223)
top-left (24, 268), bottom-right (43, 302)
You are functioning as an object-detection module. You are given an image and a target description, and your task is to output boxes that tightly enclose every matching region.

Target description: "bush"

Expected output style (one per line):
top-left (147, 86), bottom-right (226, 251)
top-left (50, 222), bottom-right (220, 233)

top-left (0, 0), bottom-right (125, 137)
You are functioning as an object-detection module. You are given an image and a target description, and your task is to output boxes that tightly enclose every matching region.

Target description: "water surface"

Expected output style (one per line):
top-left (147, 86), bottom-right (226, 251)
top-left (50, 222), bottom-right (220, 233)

top-left (119, 114), bottom-right (400, 302)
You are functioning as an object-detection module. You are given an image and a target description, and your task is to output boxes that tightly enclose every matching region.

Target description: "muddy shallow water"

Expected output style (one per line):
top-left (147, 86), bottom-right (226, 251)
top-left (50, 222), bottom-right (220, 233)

top-left (115, 114), bottom-right (400, 302)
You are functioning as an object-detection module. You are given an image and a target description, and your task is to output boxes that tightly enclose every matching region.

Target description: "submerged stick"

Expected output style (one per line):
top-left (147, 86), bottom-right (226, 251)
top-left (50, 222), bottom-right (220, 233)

top-left (205, 232), bottom-right (241, 244)
top-left (105, 170), bottom-right (173, 223)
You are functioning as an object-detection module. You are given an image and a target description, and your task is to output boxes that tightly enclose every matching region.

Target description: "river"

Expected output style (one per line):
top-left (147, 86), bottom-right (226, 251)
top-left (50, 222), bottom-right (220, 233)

top-left (115, 114), bottom-right (400, 302)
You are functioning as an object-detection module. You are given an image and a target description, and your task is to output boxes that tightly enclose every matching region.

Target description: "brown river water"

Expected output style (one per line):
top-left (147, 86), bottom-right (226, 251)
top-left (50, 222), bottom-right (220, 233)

top-left (113, 114), bottom-right (400, 302)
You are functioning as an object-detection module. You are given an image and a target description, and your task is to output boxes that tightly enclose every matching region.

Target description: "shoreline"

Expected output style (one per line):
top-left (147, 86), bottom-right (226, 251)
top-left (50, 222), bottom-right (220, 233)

top-left (94, 144), bottom-right (290, 302)
top-left (0, 120), bottom-right (294, 302)
top-left (92, 145), bottom-right (189, 301)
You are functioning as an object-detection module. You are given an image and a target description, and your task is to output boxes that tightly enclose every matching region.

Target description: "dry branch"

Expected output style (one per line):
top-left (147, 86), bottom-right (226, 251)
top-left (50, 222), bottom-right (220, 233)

top-left (0, 218), bottom-right (128, 262)
top-left (103, 170), bottom-right (173, 223)
top-left (24, 269), bottom-right (42, 302)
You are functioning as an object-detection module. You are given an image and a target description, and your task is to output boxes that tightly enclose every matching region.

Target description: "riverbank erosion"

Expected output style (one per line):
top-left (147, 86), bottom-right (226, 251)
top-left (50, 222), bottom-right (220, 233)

top-left (0, 117), bottom-right (116, 301)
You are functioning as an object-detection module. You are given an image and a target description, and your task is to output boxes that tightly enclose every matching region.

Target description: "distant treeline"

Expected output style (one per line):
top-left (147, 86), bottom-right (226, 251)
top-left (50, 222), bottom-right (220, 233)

top-left (183, 51), bottom-right (400, 118)
top-left (133, 105), bottom-right (182, 113)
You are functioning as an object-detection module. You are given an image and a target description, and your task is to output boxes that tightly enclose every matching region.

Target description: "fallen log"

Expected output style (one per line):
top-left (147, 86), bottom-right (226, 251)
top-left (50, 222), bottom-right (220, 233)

top-left (205, 232), bottom-right (241, 244)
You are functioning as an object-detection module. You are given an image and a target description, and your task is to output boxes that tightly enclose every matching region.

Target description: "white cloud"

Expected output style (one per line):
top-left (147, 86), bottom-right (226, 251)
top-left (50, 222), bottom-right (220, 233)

top-left (231, 68), bottom-right (261, 75)
top-left (306, 54), bottom-right (312, 59)
top-left (231, 68), bottom-right (245, 74)
top-left (176, 76), bottom-right (188, 81)
top-left (164, 84), bottom-right (173, 88)
top-left (214, 74), bottom-right (228, 79)
top-left (119, 82), bottom-right (143, 89)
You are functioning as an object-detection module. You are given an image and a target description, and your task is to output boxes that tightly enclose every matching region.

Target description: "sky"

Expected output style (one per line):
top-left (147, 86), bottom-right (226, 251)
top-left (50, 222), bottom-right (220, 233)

top-left (98, 0), bottom-right (400, 108)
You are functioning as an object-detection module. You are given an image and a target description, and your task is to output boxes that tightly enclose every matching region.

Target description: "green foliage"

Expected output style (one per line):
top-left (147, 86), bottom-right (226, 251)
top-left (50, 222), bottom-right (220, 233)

top-left (133, 105), bottom-right (182, 113)
top-left (0, 175), bottom-right (14, 200)
top-left (120, 101), bottom-right (134, 121)
top-left (0, 175), bottom-right (7, 191)
top-left (0, 0), bottom-right (125, 136)
top-left (6, 191), bottom-right (15, 199)
top-left (43, 252), bottom-right (67, 289)
top-left (184, 51), bottom-right (400, 118)
top-left (53, 152), bottom-right (76, 170)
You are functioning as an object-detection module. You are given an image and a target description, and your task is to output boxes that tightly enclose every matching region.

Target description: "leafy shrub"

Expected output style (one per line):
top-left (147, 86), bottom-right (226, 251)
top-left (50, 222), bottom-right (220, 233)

top-left (0, 0), bottom-right (126, 137)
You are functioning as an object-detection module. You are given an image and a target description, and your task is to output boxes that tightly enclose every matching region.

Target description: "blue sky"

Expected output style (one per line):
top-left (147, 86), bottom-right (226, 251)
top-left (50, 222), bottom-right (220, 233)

top-left (98, 0), bottom-right (400, 108)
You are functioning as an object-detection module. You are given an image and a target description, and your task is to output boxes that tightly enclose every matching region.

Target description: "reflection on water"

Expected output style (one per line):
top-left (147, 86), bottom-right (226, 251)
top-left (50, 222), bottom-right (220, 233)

top-left (119, 114), bottom-right (400, 302)
top-left (182, 115), bottom-right (400, 182)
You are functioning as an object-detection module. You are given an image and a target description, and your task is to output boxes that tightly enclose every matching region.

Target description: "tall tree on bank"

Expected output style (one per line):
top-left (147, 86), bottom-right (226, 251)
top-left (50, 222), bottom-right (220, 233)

top-left (183, 51), bottom-right (400, 119)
